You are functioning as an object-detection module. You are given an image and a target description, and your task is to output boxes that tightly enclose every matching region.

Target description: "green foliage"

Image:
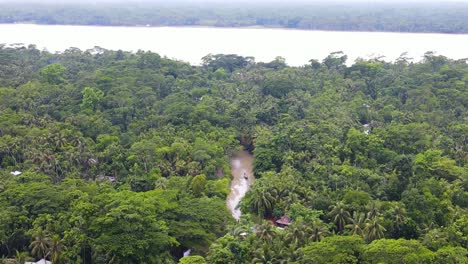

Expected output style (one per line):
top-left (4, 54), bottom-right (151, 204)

top-left (40, 63), bottom-right (66, 85)
top-left (89, 190), bottom-right (178, 263)
top-left (191, 174), bottom-right (207, 197)
top-left (362, 239), bottom-right (436, 264)
top-left (80, 87), bottom-right (104, 112)
top-left (202, 54), bottom-right (252, 73)
top-left (179, 255), bottom-right (206, 264)
top-left (301, 236), bottom-right (364, 264)
top-left (434, 246), bottom-right (468, 264)
top-left (288, 203), bottom-right (322, 223)
top-left (205, 178), bottom-right (230, 199)
top-left (343, 190), bottom-right (371, 212)
top-left (207, 234), bottom-right (249, 264)
top-left (0, 45), bottom-right (466, 263)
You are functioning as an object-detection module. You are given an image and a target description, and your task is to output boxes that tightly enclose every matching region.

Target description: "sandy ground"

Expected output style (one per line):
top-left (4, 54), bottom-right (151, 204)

top-left (226, 151), bottom-right (254, 220)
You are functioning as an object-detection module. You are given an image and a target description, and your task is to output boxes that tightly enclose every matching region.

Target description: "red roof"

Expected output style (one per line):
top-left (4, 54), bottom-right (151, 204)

top-left (276, 216), bottom-right (291, 226)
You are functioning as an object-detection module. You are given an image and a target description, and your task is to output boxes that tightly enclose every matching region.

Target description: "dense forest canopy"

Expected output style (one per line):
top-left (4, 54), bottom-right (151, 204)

top-left (1, 1), bottom-right (468, 33)
top-left (0, 45), bottom-right (467, 263)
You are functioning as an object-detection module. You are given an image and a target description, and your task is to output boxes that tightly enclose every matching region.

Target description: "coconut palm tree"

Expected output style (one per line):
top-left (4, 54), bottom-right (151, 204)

top-left (52, 132), bottom-right (68, 150)
top-left (283, 192), bottom-right (301, 211)
top-left (366, 202), bottom-right (380, 220)
top-left (230, 221), bottom-right (252, 239)
top-left (256, 221), bottom-right (277, 243)
top-left (14, 250), bottom-right (30, 264)
top-left (328, 202), bottom-right (351, 233)
top-left (49, 235), bottom-right (66, 264)
top-left (250, 188), bottom-right (275, 217)
top-left (278, 243), bottom-right (301, 263)
top-left (30, 229), bottom-right (51, 260)
top-left (394, 206), bottom-right (406, 226)
top-left (346, 211), bottom-right (366, 237)
top-left (285, 222), bottom-right (306, 246)
top-left (364, 217), bottom-right (386, 242)
top-left (421, 222), bottom-right (437, 235)
top-left (251, 243), bottom-right (280, 264)
top-left (308, 220), bottom-right (330, 242)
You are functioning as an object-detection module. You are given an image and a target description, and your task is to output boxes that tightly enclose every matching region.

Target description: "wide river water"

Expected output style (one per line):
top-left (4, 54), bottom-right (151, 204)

top-left (2, 24), bottom-right (468, 66)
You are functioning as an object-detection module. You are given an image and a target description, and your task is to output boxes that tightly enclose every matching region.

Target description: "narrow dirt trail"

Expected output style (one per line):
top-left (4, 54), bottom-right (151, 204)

top-left (226, 151), bottom-right (254, 220)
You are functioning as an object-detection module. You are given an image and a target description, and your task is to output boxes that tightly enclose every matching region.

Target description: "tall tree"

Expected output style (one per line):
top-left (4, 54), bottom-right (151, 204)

top-left (328, 203), bottom-right (351, 233)
top-left (346, 211), bottom-right (366, 237)
top-left (308, 220), bottom-right (330, 242)
top-left (364, 217), bottom-right (386, 242)
top-left (30, 229), bottom-right (51, 261)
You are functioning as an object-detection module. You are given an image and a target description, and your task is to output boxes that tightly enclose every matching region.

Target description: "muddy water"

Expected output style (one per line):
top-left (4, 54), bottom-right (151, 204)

top-left (227, 151), bottom-right (254, 220)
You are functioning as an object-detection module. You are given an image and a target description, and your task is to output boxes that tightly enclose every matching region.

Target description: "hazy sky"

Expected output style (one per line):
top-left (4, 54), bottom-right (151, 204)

top-left (2, 0), bottom-right (468, 7)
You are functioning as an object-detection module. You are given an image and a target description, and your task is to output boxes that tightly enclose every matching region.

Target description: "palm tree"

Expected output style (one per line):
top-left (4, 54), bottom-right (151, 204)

top-left (49, 235), bottom-right (65, 264)
top-left (256, 221), bottom-right (277, 242)
top-left (231, 226), bottom-right (249, 237)
top-left (283, 192), bottom-right (301, 211)
top-left (0, 180), bottom-right (5, 192)
top-left (328, 202), bottom-right (351, 233)
top-left (346, 211), bottom-right (366, 237)
top-left (366, 202), bottom-right (380, 220)
top-left (30, 229), bottom-right (51, 260)
top-left (285, 222), bottom-right (306, 246)
top-left (421, 222), bottom-right (437, 235)
top-left (52, 132), bottom-right (68, 150)
top-left (278, 244), bottom-right (301, 263)
top-left (14, 250), bottom-right (30, 264)
top-left (394, 206), bottom-right (406, 226)
top-left (307, 220), bottom-right (330, 242)
top-left (364, 217), bottom-right (386, 242)
top-left (251, 243), bottom-right (280, 264)
top-left (250, 188), bottom-right (275, 217)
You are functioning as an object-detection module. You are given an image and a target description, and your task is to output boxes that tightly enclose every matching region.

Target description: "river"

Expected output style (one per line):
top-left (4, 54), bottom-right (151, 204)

top-left (227, 151), bottom-right (254, 220)
top-left (1, 24), bottom-right (468, 66)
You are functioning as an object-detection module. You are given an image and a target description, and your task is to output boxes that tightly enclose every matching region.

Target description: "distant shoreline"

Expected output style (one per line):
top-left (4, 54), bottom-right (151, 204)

top-left (3, 22), bottom-right (468, 36)
top-left (1, 2), bottom-right (468, 35)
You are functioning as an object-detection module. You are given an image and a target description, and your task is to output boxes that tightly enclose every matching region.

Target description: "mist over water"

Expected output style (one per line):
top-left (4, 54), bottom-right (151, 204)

top-left (2, 24), bottom-right (468, 65)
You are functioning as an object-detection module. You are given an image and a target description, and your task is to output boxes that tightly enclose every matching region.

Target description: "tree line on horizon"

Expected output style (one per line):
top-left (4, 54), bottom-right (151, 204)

top-left (1, 2), bottom-right (468, 33)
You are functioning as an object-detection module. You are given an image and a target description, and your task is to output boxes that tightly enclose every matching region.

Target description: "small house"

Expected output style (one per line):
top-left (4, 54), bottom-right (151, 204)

top-left (275, 215), bottom-right (291, 228)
